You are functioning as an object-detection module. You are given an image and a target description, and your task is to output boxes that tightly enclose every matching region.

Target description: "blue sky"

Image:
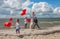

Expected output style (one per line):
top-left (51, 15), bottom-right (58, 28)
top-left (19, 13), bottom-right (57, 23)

top-left (0, 0), bottom-right (60, 18)
top-left (30, 0), bottom-right (60, 7)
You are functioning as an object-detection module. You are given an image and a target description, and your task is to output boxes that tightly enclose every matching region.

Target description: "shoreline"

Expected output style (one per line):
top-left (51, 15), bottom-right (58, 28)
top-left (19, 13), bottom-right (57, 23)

top-left (0, 26), bottom-right (60, 39)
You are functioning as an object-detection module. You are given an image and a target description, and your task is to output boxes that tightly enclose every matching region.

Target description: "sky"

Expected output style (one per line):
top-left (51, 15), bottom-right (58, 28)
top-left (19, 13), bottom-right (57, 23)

top-left (0, 0), bottom-right (60, 18)
top-left (30, 0), bottom-right (60, 7)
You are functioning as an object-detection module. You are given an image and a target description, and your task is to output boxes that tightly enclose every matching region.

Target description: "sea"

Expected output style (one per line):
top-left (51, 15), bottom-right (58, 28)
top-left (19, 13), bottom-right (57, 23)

top-left (0, 18), bottom-right (60, 29)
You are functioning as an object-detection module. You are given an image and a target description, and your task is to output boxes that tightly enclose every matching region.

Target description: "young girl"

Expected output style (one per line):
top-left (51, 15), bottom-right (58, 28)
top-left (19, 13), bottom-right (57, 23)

top-left (24, 17), bottom-right (27, 29)
top-left (16, 19), bottom-right (20, 35)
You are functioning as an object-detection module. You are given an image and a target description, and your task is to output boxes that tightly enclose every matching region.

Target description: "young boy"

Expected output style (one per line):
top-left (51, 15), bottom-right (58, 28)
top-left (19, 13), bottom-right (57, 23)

top-left (24, 17), bottom-right (27, 29)
top-left (33, 17), bottom-right (40, 29)
top-left (16, 19), bottom-right (20, 35)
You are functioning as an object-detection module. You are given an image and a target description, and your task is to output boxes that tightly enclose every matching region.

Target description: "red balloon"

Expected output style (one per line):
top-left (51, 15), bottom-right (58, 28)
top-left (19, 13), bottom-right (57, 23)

top-left (20, 9), bottom-right (26, 16)
top-left (4, 22), bottom-right (12, 28)
top-left (9, 17), bottom-right (13, 21)
top-left (26, 18), bottom-right (31, 23)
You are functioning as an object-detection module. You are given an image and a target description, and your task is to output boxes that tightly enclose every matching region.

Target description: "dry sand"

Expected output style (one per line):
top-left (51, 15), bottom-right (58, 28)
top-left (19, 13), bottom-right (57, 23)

top-left (0, 26), bottom-right (60, 39)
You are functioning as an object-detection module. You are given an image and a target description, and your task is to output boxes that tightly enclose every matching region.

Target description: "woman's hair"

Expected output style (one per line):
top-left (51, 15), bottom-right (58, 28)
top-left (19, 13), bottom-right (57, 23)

top-left (16, 19), bottom-right (19, 22)
top-left (32, 12), bottom-right (34, 14)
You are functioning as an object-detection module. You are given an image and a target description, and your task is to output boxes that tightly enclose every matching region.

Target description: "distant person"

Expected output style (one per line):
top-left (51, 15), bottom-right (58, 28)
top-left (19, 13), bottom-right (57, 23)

top-left (16, 19), bottom-right (20, 35)
top-left (30, 12), bottom-right (35, 29)
top-left (33, 17), bottom-right (40, 29)
top-left (24, 17), bottom-right (28, 29)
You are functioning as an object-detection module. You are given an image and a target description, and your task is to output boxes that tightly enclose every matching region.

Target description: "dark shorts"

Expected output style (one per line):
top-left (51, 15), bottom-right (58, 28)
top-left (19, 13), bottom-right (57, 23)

top-left (16, 28), bottom-right (20, 32)
top-left (24, 23), bottom-right (27, 28)
top-left (25, 23), bottom-right (27, 26)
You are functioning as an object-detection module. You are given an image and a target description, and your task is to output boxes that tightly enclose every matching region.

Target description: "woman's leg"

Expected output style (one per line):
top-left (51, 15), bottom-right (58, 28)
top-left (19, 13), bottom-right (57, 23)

top-left (30, 22), bottom-right (35, 29)
top-left (32, 23), bottom-right (36, 29)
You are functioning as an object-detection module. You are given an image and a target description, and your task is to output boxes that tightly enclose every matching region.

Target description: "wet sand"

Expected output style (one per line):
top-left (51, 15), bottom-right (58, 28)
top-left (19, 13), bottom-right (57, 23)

top-left (0, 26), bottom-right (60, 39)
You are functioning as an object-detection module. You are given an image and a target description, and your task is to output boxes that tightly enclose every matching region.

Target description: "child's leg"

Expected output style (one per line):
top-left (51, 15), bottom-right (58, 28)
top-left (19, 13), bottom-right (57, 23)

top-left (17, 30), bottom-right (20, 34)
top-left (16, 29), bottom-right (20, 34)
top-left (16, 29), bottom-right (18, 34)
top-left (25, 23), bottom-right (27, 29)
top-left (36, 23), bottom-right (40, 29)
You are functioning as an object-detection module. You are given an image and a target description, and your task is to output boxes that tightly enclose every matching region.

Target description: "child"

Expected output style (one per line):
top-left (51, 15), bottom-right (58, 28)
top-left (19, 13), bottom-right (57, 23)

top-left (16, 19), bottom-right (20, 35)
top-left (24, 17), bottom-right (27, 29)
top-left (33, 17), bottom-right (40, 29)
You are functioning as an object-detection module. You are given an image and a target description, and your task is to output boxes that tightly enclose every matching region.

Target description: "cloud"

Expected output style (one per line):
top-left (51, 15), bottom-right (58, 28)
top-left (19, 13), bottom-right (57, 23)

top-left (32, 2), bottom-right (53, 14)
top-left (31, 2), bottom-right (60, 18)
top-left (0, 8), bottom-right (10, 15)
top-left (53, 7), bottom-right (60, 13)
top-left (3, 0), bottom-right (33, 9)
top-left (0, 0), bottom-right (60, 18)
top-left (0, 0), bottom-right (33, 15)
top-left (3, 0), bottom-right (23, 9)
top-left (0, 0), bottom-right (3, 6)
top-left (22, 0), bottom-right (34, 8)
top-left (23, 7), bottom-right (31, 14)
top-left (0, 14), bottom-right (6, 18)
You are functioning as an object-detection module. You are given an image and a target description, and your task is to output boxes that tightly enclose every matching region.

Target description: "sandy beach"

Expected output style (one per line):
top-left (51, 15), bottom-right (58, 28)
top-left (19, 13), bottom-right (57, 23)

top-left (0, 26), bottom-right (60, 39)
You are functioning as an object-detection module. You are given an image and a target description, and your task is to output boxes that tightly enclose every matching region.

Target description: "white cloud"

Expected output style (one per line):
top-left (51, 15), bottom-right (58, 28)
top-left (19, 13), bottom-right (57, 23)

top-left (32, 2), bottom-right (53, 13)
top-left (22, 0), bottom-right (34, 8)
top-left (3, 0), bottom-right (33, 9)
top-left (3, 0), bottom-right (23, 9)
top-left (0, 0), bottom-right (60, 18)
top-left (0, 0), bottom-right (32, 15)
top-left (10, 10), bottom-right (14, 15)
top-left (23, 7), bottom-right (31, 14)
top-left (0, 14), bottom-right (7, 18)
top-left (39, 13), bottom-right (43, 15)
top-left (53, 7), bottom-right (60, 13)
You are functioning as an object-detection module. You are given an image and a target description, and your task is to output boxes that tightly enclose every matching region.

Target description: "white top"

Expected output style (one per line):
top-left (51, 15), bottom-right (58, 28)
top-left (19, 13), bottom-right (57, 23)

top-left (24, 19), bottom-right (27, 24)
top-left (16, 22), bottom-right (20, 29)
top-left (30, 15), bottom-right (35, 22)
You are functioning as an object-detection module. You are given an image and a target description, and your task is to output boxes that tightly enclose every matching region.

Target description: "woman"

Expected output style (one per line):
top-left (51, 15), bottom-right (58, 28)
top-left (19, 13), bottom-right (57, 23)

top-left (30, 12), bottom-right (35, 29)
